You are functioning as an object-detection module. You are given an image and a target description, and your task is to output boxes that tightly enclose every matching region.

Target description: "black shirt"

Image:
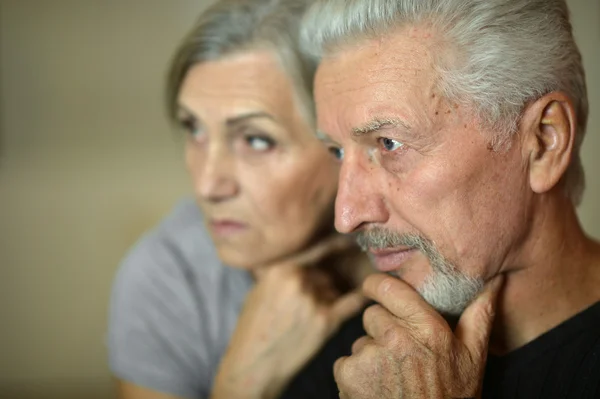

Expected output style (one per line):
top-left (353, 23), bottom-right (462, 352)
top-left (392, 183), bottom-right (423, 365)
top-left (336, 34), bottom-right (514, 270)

top-left (280, 310), bottom-right (365, 399)
top-left (281, 301), bottom-right (600, 398)
top-left (483, 301), bottom-right (600, 398)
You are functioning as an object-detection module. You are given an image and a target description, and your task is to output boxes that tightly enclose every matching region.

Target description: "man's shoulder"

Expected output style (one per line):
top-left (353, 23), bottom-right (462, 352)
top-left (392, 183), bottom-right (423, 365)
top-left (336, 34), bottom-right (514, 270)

top-left (483, 301), bottom-right (600, 398)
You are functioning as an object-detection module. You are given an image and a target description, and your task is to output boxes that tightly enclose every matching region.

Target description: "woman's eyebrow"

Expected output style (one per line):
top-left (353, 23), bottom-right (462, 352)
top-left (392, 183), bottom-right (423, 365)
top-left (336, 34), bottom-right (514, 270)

top-left (176, 104), bottom-right (197, 119)
top-left (226, 112), bottom-right (277, 127)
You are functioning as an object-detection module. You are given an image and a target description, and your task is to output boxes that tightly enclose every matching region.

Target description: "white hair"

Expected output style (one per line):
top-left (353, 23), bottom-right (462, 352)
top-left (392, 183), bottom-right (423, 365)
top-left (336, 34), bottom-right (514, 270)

top-left (357, 229), bottom-right (484, 316)
top-left (418, 263), bottom-right (484, 317)
top-left (301, 0), bottom-right (589, 205)
top-left (167, 0), bottom-right (318, 127)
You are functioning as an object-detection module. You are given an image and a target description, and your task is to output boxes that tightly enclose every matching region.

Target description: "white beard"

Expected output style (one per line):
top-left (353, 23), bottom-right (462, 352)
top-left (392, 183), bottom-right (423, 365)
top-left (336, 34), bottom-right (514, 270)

top-left (417, 265), bottom-right (484, 317)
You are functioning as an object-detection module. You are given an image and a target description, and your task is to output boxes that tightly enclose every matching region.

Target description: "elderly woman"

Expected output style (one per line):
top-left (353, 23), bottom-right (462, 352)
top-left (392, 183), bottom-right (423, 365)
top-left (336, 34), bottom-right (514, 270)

top-left (107, 1), bottom-right (370, 398)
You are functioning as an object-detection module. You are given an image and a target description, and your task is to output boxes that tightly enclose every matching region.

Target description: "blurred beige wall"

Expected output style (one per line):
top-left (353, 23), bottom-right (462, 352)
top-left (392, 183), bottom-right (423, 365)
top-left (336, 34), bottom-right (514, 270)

top-left (0, 1), bottom-right (211, 398)
top-left (573, 0), bottom-right (600, 237)
top-left (0, 1), bottom-right (598, 398)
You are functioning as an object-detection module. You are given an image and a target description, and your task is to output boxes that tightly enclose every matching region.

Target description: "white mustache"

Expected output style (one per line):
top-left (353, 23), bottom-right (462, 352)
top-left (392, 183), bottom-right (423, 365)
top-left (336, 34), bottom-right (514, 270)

top-left (355, 229), bottom-right (431, 252)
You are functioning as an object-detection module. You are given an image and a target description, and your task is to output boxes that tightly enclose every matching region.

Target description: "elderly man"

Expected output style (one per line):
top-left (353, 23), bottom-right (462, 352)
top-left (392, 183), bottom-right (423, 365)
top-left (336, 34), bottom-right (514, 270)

top-left (301, 0), bottom-right (600, 398)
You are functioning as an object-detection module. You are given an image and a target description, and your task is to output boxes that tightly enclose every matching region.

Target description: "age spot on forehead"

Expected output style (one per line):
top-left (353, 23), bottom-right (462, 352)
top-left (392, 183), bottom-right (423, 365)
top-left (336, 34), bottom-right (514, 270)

top-left (408, 26), bottom-right (434, 39)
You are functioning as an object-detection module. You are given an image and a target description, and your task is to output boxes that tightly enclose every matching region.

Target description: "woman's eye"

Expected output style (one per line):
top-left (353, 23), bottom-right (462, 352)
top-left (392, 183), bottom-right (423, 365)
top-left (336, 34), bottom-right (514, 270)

top-left (328, 146), bottom-right (344, 161)
top-left (180, 118), bottom-right (203, 138)
top-left (379, 137), bottom-right (404, 152)
top-left (246, 135), bottom-right (275, 152)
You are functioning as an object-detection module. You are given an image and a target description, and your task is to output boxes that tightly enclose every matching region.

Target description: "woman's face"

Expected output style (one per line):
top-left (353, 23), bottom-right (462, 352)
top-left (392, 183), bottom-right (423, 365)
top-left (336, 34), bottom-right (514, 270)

top-left (177, 50), bottom-right (340, 269)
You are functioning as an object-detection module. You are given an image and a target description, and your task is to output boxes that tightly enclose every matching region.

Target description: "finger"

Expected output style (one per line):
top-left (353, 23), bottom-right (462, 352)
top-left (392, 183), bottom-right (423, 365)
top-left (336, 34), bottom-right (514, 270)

top-left (455, 274), bottom-right (504, 361)
top-left (335, 346), bottom-right (378, 399)
top-left (363, 274), bottom-right (444, 325)
top-left (351, 335), bottom-right (373, 354)
top-left (254, 235), bottom-right (355, 279)
top-left (287, 234), bottom-right (355, 268)
top-left (333, 355), bottom-right (348, 387)
top-left (362, 303), bottom-right (399, 341)
top-left (328, 289), bottom-right (369, 332)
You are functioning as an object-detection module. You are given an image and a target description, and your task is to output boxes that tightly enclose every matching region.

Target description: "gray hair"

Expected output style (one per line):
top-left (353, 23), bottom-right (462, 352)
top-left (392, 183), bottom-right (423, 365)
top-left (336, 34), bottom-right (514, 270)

top-left (356, 228), bottom-right (484, 316)
top-left (301, 0), bottom-right (589, 205)
top-left (167, 0), bottom-right (318, 126)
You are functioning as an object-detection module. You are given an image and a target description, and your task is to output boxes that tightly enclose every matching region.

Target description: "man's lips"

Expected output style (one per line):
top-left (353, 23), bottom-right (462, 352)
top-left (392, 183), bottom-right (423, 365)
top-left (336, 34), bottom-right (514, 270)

top-left (368, 247), bottom-right (417, 273)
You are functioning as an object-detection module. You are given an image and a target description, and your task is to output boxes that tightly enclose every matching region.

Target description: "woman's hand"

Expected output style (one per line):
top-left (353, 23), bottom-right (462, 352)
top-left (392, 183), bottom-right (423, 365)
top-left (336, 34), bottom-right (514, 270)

top-left (210, 236), bottom-right (371, 399)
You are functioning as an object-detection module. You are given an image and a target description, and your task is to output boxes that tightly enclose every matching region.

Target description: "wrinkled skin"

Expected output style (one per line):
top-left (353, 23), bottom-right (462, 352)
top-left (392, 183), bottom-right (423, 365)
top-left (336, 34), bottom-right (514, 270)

top-left (312, 24), bottom-right (568, 398)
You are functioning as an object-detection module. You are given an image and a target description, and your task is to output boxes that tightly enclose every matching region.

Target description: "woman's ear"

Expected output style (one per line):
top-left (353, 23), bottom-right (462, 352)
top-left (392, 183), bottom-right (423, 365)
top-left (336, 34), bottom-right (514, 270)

top-left (521, 92), bottom-right (577, 195)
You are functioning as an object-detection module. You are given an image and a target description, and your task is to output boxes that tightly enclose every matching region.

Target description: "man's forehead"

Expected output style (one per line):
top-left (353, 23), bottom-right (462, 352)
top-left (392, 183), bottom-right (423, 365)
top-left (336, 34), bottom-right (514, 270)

top-left (315, 40), bottom-right (438, 139)
top-left (315, 34), bottom-right (436, 98)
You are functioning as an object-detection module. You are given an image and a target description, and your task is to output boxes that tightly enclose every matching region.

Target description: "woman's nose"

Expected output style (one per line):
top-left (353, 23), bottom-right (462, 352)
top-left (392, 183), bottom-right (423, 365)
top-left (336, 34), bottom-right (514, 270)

top-left (193, 146), bottom-right (239, 202)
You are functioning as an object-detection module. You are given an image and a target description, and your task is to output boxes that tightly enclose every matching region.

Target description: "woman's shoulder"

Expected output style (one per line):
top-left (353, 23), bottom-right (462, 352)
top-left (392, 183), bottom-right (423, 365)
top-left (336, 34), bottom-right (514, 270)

top-left (110, 198), bottom-right (253, 378)
top-left (115, 197), bottom-right (252, 301)
top-left (109, 199), bottom-right (239, 397)
top-left (122, 197), bottom-right (221, 278)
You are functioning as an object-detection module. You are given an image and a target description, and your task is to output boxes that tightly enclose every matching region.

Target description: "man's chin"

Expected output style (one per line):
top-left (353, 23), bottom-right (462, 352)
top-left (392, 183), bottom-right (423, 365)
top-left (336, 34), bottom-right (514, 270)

top-left (419, 272), bottom-right (485, 318)
top-left (383, 267), bottom-right (483, 320)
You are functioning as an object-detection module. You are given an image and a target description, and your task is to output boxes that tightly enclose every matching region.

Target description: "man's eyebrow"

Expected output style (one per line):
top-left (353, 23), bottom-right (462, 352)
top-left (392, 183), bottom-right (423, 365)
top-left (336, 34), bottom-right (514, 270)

top-left (352, 118), bottom-right (412, 137)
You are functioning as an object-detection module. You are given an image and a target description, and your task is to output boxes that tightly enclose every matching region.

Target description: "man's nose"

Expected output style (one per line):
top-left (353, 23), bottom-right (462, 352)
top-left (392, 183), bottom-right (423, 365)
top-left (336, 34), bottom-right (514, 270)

top-left (196, 146), bottom-right (238, 202)
top-left (335, 151), bottom-right (389, 234)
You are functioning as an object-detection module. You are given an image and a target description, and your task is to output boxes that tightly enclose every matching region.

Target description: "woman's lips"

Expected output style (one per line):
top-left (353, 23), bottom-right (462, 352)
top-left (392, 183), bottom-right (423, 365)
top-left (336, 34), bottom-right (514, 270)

top-left (210, 220), bottom-right (248, 236)
top-left (368, 247), bottom-right (417, 273)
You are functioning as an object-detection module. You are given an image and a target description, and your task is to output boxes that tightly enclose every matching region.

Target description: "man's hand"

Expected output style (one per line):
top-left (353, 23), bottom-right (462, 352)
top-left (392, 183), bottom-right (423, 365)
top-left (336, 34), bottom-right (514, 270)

top-left (211, 236), bottom-right (371, 399)
top-left (335, 274), bottom-right (504, 399)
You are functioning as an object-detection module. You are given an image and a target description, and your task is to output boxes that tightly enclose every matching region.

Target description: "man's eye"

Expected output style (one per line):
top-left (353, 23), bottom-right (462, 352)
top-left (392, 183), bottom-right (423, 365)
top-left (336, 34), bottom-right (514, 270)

top-left (246, 135), bottom-right (275, 152)
top-left (379, 138), bottom-right (404, 152)
top-left (328, 146), bottom-right (344, 161)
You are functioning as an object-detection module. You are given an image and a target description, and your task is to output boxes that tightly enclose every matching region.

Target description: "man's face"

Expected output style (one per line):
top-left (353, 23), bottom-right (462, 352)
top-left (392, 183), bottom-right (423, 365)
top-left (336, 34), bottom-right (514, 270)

top-left (314, 27), bottom-right (533, 314)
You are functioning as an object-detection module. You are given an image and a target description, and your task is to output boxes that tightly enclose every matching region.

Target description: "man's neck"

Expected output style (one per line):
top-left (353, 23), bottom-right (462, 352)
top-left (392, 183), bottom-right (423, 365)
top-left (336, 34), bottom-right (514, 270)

top-left (489, 196), bottom-right (600, 355)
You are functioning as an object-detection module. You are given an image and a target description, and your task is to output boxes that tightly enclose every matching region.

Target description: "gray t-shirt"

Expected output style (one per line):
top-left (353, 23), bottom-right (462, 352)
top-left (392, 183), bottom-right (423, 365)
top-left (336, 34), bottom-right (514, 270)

top-left (108, 198), bottom-right (254, 399)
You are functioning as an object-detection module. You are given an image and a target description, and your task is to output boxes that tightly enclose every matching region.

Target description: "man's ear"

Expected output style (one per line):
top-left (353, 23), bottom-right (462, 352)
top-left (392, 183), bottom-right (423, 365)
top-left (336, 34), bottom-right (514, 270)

top-left (521, 92), bottom-right (577, 195)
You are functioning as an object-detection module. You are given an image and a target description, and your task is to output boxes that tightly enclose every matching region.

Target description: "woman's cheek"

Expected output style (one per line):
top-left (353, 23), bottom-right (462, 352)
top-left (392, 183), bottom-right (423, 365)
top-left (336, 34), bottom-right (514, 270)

top-left (184, 144), bottom-right (205, 178)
